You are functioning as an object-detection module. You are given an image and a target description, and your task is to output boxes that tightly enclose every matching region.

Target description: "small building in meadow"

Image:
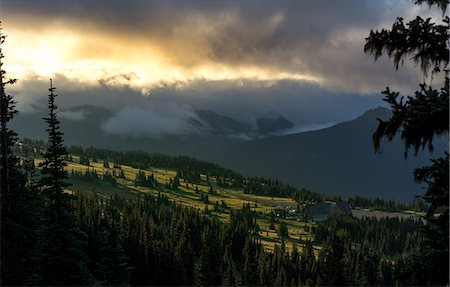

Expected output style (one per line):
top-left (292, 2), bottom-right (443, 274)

top-left (305, 201), bottom-right (352, 222)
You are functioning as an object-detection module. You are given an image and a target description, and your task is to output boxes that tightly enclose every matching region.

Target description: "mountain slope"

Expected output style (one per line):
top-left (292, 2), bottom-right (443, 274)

top-left (193, 109), bottom-right (252, 135)
top-left (217, 107), bottom-right (448, 202)
top-left (12, 105), bottom-right (248, 161)
top-left (256, 113), bottom-right (294, 135)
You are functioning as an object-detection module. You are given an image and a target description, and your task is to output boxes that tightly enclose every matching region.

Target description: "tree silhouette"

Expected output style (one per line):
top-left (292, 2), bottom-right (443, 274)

top-left (32, 80), bottom-right (89, 285)
top-left (0, 22), bottom-right (18, 204)
top-left (365, 0), bottom-right (449, 284)
top-left (0, 22), bottom-right (40, 286)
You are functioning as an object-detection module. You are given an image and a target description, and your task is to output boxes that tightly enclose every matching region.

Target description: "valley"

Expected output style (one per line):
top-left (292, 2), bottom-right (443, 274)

top-left (28, 145), bottom-right (425, 255)
top-left (13, 106), bottom-right (447, 202)
top-left (35, 155), bottom-right (316, 253)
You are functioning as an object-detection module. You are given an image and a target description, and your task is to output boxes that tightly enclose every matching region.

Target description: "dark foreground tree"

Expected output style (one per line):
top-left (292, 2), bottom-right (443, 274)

top-left (31, 81), bottom-right (89, 285)
top-left (0, 23), bottom-right (18, 209)
top-left (365, 0), bottom-right (449, 285)
top-left (0, 22), bottom-right (39, 285)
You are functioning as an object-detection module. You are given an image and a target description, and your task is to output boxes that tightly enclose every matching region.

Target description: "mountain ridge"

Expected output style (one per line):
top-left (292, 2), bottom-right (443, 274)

top-left (216, 107), bottom-right (447, 202)
top-left (12, 105), bottom-right (446, 201)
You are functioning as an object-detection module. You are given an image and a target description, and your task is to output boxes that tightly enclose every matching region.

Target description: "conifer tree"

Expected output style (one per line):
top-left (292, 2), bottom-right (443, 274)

top-left (242, 237), bottom-right (258, 286)
top-left (95, 219), bottom-right (132, 286)
top-left (365, 0), bottom-right (449, 284)
top-left (221, 247), bottom-right (236, 286)
top-left (32, 80), bottom-right (89, 285)
top-left (194, 231), bottom-right (215, 286)
top-left (0, 22), bottom-right (18, 209)
top-left (277, 221), bottom-right (289, 238)
top-left (0, 22), bottom-right (38, 286)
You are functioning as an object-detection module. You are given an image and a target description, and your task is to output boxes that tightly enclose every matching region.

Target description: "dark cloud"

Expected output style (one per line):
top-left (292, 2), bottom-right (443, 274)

top-left (12, 75), bottom-right (386, 134)
top-left (2, 0), bottom-right (445, 138)
top-left (3, 0), bottom-right (443, 94)
top-left (145, 79), bottom-right (386, 125)
top-left (9, 73), bottom-right (148, 113)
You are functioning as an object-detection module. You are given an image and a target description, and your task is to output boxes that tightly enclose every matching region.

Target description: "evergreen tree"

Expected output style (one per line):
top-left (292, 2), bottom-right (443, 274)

top-left (221, 247), bottom-right (236, 286)
top-left (242, 238), bottom-right (258, 286)
top-left (0, 22), bottom-right (18, 204)
top-left (32, 81), bottom-right (89, 285)
top-left (365, 0), bottom-right (449, 284)
top-left (194, 230), bottom-right (220, 286)
top-left (0, 22), bottom-right (38, 286)
top-left (269, 212), bottom-right (276, 230)
top-left (277, 221), bottom-right (289, 238)
top-left (79, 155), bottom-right (90, 166)
top-left (317, 233), bottom-right (346, 286)
top-left (95, 219), bottom-right (132, 286)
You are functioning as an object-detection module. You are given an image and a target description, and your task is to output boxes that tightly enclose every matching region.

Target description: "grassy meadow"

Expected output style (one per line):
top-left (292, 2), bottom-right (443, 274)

top-left (35, 156), bottom-right (317, 253)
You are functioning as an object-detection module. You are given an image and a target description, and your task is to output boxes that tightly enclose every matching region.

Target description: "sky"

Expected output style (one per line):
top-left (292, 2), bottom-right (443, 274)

top-left (0, 0), bottom-right (444, 136)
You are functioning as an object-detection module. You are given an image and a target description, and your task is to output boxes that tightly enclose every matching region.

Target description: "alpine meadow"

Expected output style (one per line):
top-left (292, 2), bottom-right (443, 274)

top-left (0, 0), bottom-right (448, 286)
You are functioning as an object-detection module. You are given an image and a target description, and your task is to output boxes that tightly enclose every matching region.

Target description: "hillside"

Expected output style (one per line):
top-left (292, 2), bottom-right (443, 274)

top-left (217, 107), bottom-right (448, 202)
top-left (18, 142), bottom-right (316, 253)
top-left (10, 138), bottom-right (426, 286)
top-left (256, 113), bottom-right (294, 135)
top-left (12, 106), bottom-right (447, 202)
top-left (17, 139), bottom-right (425, 253)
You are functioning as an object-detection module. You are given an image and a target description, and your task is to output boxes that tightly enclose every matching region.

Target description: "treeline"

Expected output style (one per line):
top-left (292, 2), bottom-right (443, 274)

top-left (314, 216), bottom-right (422, 258)
top-left (244, 176), bottom-right (324, 203)
top-left (70, 169), bottom-right (118, 185)
top-left (18, 138), bottom-right (429, 212)
top-left (17, 141), bottom-right (326, 201)
top-left (16, 140), bottom-right (327, 202)
top-left (69, 145), bottom-right (245, 181)
top-left (348, 195), bottom-right (428, 212)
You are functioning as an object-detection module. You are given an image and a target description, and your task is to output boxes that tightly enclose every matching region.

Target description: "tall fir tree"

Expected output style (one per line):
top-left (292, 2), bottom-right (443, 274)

top-left (31, 80), bottom-right (89, 285)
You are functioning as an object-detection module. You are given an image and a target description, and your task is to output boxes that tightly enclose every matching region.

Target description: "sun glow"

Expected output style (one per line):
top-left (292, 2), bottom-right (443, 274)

top-left (3, 25), bottom-right (322, 94)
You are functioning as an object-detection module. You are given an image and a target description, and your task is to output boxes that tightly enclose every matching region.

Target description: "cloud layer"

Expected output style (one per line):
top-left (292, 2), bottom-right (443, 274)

top-left (1, 0), bottom-right (445, 138)
top-left (3, 0), bottom-right (443, 94)
top-left (101, 103), bottom-right (196, 138)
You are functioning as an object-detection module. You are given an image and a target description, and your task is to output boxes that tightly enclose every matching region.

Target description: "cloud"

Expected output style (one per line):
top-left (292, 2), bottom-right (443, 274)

top-left (2, 0), bottom-right (445, 96)
top-left (60, 110), bottom-right (85, 121)
top-left (284, 122), bottom-right (337, 135)
top-left (145, 79), bottom-right (387, 126)
top-left (100, 103), bottom-right (198, 138)
top-left (9, 74), bottom-right (386, 133)
top-left (8, 73), bottom-right (148, 113)
top-left (2, 0), bottom-right (446, 140)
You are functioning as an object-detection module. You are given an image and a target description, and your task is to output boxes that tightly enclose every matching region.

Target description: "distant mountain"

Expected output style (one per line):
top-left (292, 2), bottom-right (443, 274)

top-left (14, 104), bottom-right (444, 202)
top-left (12, 105), bottom-right (249, 161)
top-left (14, 105), bottom-right (294, 143)
top-left (191, 109), bottom-right (295, 137)
top-left (192, 109), bottom-right (252, 136)
top-left (256, 113), bottom-right (294, 135)
top-left (217, 107), bottom-right (448, 202)
top-left (61, 104), bottom-right (113, 121)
